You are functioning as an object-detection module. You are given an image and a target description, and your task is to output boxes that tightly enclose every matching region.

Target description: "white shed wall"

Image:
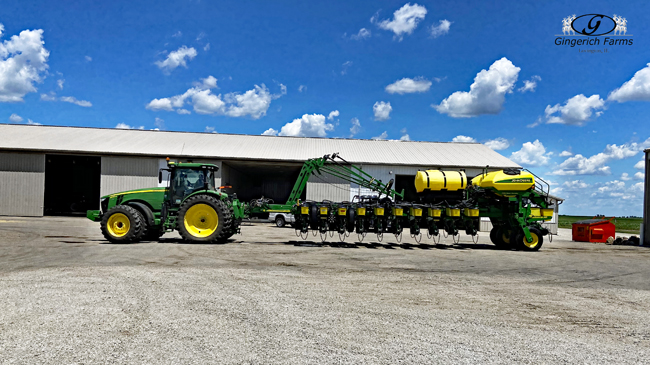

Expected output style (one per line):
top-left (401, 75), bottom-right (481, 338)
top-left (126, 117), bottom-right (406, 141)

top-left (0, 152), bottom-right (45, 217)
top-left (100, 156), bottom-right (159, 196)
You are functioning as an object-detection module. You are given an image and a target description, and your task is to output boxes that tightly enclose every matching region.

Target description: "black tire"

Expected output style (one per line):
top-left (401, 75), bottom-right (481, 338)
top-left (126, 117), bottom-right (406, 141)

top-left (515, 227), bottom-right (544, 251)
top-left (493, 227), bottom-right (512, 248)
top-left (143, 228), bottom-right (164, 242)
top-left (177, 194), bottom-right (232, 243)
top-left (100, 205), bottom-right (143, 243)
top-left (489, 227), bottom-right (501, 245)
top-left (345, 208), bottom-right (356, 233)
top-left (275, 215), bottom-right (286, 228)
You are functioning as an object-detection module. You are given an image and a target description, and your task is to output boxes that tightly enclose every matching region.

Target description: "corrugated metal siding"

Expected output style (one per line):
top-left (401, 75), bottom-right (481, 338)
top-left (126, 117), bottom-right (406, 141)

top-left (0, 124), bottom-right (521, 169)
top-left (0, 153), bottom-right (45, 216)
top-left (307, 170), bottom-right (350, 202)
top-left (100, 156), bottom-right (158, 196)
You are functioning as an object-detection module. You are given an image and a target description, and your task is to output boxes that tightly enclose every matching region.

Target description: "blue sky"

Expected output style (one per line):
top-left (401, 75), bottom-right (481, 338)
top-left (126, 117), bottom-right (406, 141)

top-left (1, 0), bottom-right (649, 216)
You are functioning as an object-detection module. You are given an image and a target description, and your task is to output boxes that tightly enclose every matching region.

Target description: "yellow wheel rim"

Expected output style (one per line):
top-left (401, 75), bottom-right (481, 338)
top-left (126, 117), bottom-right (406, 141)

top-left (502, 230), bottom-right (511, 244)
top-left (184, 204), bottom-right (219, 238)
top-left (523, 232), bottom-right (539, 248)
top-left (107, 213), bottom-right (130, 237)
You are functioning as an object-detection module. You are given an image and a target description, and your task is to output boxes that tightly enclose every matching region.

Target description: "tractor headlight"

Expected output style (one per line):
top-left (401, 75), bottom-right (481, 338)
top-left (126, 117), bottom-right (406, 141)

top-left (100, 198), bottom-right (109, 214)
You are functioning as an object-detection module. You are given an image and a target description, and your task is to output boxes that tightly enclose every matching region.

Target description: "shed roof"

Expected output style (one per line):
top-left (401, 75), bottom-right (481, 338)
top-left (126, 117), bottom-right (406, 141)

top-left (0, 124), bottom-right (521, 169)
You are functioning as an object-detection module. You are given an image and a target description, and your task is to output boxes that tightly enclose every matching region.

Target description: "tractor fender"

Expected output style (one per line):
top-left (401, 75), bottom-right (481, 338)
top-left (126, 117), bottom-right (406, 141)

top-left (127, 201), bottom-right (155, 227)
top-left (184, 190), bottom-right (228, 203)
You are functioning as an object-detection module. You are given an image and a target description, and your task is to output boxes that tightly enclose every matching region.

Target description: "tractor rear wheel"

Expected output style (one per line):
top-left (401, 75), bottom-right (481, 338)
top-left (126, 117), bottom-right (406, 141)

top-left (100, 205), bottom-right (143, 243)
top-left (178, 194), bottom-right (232, 243)
top-left (515, 227), bottom-right (543, 251)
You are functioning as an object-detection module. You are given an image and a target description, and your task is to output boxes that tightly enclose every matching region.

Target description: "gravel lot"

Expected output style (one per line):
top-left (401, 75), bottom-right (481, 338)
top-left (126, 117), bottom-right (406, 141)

top-left (1, 216), bottom-right (649, 364)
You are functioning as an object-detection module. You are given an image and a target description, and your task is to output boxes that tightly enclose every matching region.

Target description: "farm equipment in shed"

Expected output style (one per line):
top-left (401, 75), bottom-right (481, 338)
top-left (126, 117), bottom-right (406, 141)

top-left (87, 153), bottom-right (555, 251)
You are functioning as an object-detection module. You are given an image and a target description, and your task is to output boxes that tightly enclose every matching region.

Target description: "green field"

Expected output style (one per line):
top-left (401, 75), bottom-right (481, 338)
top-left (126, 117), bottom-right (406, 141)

top-left (558, 215), bottom-right (642, 234)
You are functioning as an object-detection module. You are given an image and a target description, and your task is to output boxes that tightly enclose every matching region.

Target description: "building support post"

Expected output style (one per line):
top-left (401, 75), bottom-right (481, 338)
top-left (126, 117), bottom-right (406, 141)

top-left (644, 149), bottom-right (650, 246)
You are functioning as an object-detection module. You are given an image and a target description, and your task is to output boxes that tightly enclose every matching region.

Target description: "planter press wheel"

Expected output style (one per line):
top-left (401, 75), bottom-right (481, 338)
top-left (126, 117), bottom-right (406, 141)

top-left (300, 231), bottom-right (309, 240)
top-left (443, 230), bottom-right (448, 238)
top-left (377, 232), bottom-right (383, 242)
top-left (426, 230), bottom-right (432, 239)
top-left (295, 229), bottom-right (300, 237)
top-left (549, 234), bottom-right (553, 242)
top-left (472, 232), bottom-right (479, 244)
top-left (329, 230), bottom-right (334, 238)
top-left (312, 229), bottom-right (318, 237)
top-left (414, 233), bottom-right (422, 243)
top-left (339, 232), bottom-right (346, 242)
top-left (320, 231), bottom-right (327, 242)
top-left (432, 233), bottom-right (440, 244)
top-left (395, 231), bottom-right (402, 243)
top-left (357, 232), bottom-right (366, 242)
top-left (452, 233), bottom-right (460, 244)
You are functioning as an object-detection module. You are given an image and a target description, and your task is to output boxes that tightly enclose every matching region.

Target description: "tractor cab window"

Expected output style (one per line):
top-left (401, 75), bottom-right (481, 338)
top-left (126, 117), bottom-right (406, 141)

top-left (170, 168), bottom-right (211, 204)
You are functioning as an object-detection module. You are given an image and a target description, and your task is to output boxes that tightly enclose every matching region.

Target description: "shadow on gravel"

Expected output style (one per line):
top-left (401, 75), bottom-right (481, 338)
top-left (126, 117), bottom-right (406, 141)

top-left (285, 240), bottom-right (502, 251)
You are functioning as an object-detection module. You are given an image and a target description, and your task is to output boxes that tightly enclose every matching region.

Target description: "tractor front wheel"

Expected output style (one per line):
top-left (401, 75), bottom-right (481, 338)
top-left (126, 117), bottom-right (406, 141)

top-left (100, 205), bottom-right (143, 243)
top-left (178, 195), bottom-right (232, 243)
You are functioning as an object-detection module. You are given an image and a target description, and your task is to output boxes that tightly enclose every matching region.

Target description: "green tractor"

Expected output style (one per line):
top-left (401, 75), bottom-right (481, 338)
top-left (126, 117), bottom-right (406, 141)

top-left (87, 160), bottom-right (245, 243)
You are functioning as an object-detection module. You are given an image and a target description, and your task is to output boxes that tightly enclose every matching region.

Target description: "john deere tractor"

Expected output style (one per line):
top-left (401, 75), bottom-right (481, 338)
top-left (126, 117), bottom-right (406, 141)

top-left (87, 160), bottom-right (244, 243)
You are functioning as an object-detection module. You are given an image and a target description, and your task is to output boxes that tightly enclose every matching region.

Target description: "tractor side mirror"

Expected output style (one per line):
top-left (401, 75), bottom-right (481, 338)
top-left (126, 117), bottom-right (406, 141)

top-left (158, 169), bottom-right (163, 184)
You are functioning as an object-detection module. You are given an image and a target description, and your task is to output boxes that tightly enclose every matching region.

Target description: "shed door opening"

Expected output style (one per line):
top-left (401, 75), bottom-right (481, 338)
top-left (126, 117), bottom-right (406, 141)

top-left (44, 155), bottom-right (101, 216)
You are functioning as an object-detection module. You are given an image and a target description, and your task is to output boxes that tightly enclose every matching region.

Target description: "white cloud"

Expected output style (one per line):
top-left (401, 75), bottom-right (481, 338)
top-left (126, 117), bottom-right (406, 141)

top-left (451, 135), bottom-right (477, 143)
top-left (341, 61), bottom-right (352, 75)
top-left (204, 126), bottom-right (217, 133)
top-left (429, 19), bottom-right (451, 38)
top-left (634, 172), bottom-right (644, 179)
top-left (203, 43), bottom-right (210, 51)
top-left (60, 96), bottom-right (92, 107)
top-left (552, 139), bottom-right (650, 176)
top-left (196, 32), bottom-right (206, 41)
top-left (510, 140), bottom-right (550, 166)
top-left (40, 92), bottom-right (91, 107)
top-left (57, 79), bottom-right (64, 90)
top-left (8, 113), bottom-right (22, 122)
top-left (434, 57), bottom-right (520, 118)
top-left (85, 56), bottom-right (92, 62)
top-left (376, 3), bottom-right (427, 40)
top-left (559, 150), bottom-right (574, 157)
top-left (351, 28), bottom-right (371, 40)
top-left (373, 101), bottom-right (392, 121)
top-left (544, 94), bottom-right (605, 125)
top-left (154, 117), bottom-right (165, 130)
top-left (608, 63), bottom-right (650, 102)
top-left (621, 173), bottom-right (632, 181)
top-left (146, 76), bottom-right (281, 119)
top-left (349, 117), bottom-right (361, 137)
top-left (298, 85), bottom-right (306, 93)
top-left (40, 93), bottom-right (56, 101)
top-left (155, 46), bottom-right (197, 74)
top-left (400, 133), bottom-right (410, 141)
top-left (223, 85), bottom-right (274, 119)
top-left (146, 98), bottom-right (174, 111)
top-left (327, 110), bottom-right (339, 121)
top-left (262, 128), bottom-right (278, 136)
top-left (372, 131), bottom-right (388, 140)
top-left (484, 137), bottom-right (510, 150)
top-left (634, 160), bottom-right (645, 169)
top-left (116, 123), bottom-right (144, 130)
top-left (518, 75), bottom-right (541, 93)
top-left (385, 77), bottom-right (431, 94)
top-left (278, 113), bottom-right (334, 137)
top-left (26, 119), bottom-right (40, 125)
top-left (172, 31), bottom-right (182, 38)
top-left (0, 24), bottom-right (50, 102)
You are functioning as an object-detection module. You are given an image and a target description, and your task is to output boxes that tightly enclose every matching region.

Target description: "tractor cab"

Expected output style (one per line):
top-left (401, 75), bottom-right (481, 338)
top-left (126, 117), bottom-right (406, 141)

top-left (160, 161), bottom-right (220, 207)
